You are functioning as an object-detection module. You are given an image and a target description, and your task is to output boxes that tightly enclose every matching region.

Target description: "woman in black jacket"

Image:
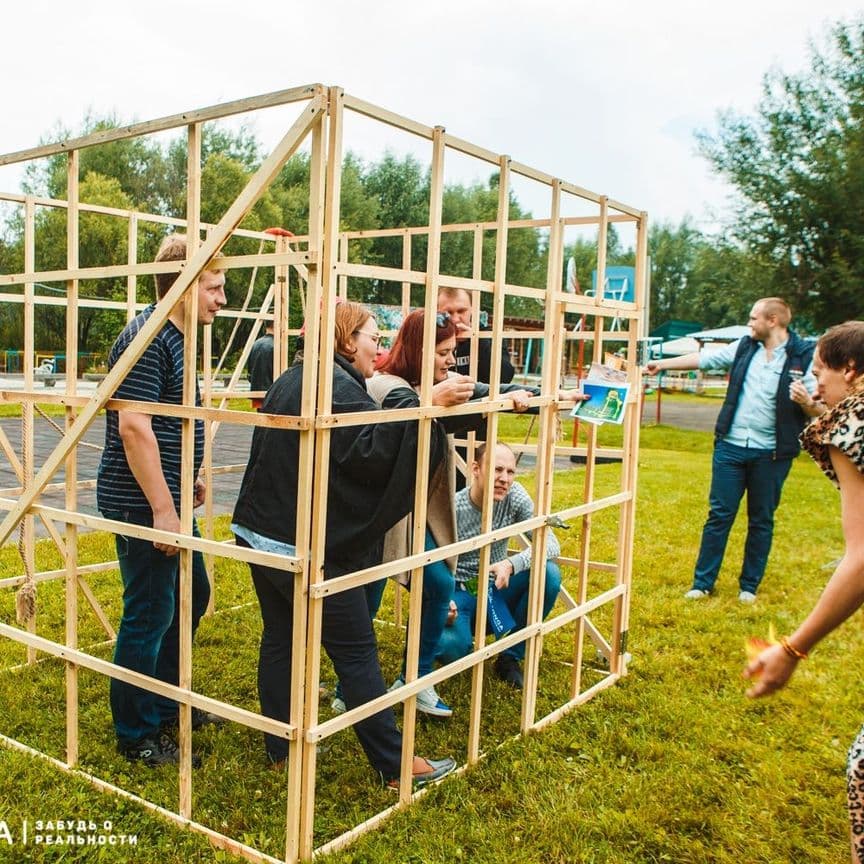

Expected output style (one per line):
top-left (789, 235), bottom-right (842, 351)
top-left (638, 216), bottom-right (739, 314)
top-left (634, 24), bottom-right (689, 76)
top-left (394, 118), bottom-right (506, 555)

top-left (232, 301), bottom-right (459, 787)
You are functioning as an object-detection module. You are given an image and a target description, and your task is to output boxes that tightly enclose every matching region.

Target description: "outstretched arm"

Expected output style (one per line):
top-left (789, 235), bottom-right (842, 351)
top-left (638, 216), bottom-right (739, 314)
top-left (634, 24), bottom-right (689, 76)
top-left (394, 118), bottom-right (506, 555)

top-left (645, 352), bottom-right (701, 375)
top-left (745, 447), bottom-right (864, 696)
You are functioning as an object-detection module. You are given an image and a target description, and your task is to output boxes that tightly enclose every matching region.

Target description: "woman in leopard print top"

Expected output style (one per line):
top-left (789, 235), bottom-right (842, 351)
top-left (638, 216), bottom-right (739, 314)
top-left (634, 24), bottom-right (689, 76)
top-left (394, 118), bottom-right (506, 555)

top-left (744, 320), bottom-right (864, 862)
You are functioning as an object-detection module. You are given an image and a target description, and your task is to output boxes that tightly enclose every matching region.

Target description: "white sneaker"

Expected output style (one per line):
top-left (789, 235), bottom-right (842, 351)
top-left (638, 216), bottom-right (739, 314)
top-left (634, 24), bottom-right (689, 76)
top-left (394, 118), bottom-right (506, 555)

top-left (388, 677), bottom-right (453, 718)
top-left (684, 588), bottom-right (709, 599)
top-left (738, 590), bottom-right (757, 604)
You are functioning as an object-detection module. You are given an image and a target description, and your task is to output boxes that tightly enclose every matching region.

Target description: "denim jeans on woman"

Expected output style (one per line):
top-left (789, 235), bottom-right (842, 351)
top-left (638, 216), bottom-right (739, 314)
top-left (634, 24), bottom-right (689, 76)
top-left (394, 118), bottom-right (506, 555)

top-left (364, 529), bottom-right (454, 679)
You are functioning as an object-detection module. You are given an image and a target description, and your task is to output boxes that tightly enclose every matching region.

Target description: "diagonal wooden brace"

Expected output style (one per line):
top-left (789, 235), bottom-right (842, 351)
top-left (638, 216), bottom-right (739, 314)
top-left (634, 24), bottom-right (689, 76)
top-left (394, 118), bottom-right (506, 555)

top-left (0, 90), bottom-right (326, 548)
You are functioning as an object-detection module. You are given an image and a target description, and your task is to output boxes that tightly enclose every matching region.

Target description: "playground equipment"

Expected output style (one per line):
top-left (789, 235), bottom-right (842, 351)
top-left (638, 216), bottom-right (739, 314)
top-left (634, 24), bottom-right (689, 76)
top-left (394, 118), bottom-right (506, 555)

top-left (0, 84), bottom-right (647, 862)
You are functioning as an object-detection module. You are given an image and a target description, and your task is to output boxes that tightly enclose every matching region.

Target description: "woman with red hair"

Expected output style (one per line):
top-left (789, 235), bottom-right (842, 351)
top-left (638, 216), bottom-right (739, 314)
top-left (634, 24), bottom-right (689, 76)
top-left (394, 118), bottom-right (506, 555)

top-left (364, 309), bottom-right (539, 718)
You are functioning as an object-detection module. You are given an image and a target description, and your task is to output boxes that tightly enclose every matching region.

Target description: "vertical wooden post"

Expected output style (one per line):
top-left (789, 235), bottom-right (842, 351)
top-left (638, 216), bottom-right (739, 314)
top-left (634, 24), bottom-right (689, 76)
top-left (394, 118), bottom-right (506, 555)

top-left (202, 280), bottom-right (215, 614)
top-left (337, 234), bottom-right (348, 300)
top-left (22, 195), bottom-right (36, 666)
top-left (396, 125), bottom-right (446, 799)
top-left (274, 232), bottom-right (290, 376)
top-left (466, 158), bottom-right (510, 763)
top-left (391, 230), bottom-right (413, 631)
top-left (297, 88), bottom-right (343, 863)
top-left (571, 196), bottom-right (609, 696)
top-left (401, 230), bottom-right (412, 312)
top-left (524, 183), bottom-right (565, 730)
top-left (65, 150), bottom-right (80, 765)
top-left (178, 121), bottom-right (202, 819)
top-left (126, 214), bottom-right (138, 322)
top-left (610, 210), bottom-right (648, 675)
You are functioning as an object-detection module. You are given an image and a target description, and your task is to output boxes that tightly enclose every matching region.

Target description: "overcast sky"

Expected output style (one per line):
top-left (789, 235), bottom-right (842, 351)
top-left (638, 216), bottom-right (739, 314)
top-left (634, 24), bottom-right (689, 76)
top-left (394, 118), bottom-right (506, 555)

top-left (2, 0), bottom-right (862, 233)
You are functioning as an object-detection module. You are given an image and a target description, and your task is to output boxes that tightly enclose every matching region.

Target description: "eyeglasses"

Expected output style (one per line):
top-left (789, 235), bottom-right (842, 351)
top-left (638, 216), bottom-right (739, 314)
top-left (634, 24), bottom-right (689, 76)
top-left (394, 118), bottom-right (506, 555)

top-left (435, 311), bottom-right (451, 327)
top-left (354, 329), bottom-right (381, 345)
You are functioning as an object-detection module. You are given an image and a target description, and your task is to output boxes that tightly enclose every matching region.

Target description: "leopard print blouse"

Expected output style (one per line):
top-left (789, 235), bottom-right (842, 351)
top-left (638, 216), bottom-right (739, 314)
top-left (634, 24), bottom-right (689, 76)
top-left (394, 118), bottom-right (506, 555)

top-left (800, 378), bottom-right (864, 487)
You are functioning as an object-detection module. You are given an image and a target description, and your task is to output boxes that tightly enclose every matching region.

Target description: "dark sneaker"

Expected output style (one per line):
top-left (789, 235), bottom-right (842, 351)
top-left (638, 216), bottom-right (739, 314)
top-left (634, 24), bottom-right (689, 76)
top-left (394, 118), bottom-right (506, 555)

top-left (386, 756), bottom-right (456, 790)
top-left (494, 654), bottom-right (524, 690)
top-left (120, 732), bottom-right (201, 768)
top-left (161, 708), bottom-right (226, 732)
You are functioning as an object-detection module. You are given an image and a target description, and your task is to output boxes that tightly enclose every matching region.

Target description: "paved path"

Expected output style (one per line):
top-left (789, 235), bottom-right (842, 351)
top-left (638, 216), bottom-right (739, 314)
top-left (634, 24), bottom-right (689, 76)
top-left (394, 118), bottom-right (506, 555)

top-left (0, 375), bottom-right (720, 540)
top-left (641, 398), bottom-right (721, 432)
top-left (0, 411), bottom-right (252, 540)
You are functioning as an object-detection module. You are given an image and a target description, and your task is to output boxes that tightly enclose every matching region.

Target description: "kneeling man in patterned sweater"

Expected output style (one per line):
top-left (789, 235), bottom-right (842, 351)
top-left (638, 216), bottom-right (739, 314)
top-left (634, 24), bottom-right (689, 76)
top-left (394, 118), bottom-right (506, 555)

top-left (436, 442), bottom-right (561, 688)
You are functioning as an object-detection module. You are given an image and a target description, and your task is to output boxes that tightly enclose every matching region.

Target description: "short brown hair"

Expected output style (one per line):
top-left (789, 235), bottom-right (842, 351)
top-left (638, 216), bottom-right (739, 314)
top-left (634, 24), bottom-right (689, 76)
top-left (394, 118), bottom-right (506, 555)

top-left (757, 297), bottom-right (791, 328)
top-left (437, 286), bottom-right (471, 304)
top-left (153, 233), bottom-right (224, 299)
top-left (816, 320), bottom-right (864, 372)
top-left (334, 301), bottom-right (372, 359)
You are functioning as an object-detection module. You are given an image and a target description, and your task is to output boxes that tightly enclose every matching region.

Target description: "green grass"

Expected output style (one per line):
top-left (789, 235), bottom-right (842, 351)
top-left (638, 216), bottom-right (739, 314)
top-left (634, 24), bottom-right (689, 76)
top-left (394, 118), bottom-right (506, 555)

top-left (0, 425), bottom-right (856, 863)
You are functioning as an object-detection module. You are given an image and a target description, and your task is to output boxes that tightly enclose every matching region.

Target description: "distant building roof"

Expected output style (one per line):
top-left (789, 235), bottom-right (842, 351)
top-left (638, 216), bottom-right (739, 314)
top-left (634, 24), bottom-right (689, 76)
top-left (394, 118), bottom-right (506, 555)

top-left (689, 325), bottom-right (749, 342)
top-left (649, 319), bottom-right (702, 340)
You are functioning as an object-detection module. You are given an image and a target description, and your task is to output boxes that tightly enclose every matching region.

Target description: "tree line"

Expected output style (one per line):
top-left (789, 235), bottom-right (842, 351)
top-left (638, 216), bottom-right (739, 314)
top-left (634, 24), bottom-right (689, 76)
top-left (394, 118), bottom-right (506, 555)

top-left (1, 16), bottom-right (861, 361)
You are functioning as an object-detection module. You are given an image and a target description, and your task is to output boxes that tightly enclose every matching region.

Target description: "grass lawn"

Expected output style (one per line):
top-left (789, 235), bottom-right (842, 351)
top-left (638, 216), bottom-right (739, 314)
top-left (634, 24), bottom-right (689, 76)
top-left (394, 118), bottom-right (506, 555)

top-left (0, 421), bottom-right (857, 863)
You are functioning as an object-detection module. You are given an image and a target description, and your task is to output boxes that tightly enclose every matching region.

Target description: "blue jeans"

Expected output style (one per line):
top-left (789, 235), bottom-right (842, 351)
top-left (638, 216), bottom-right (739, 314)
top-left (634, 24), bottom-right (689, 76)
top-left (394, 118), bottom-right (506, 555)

top-left (361, 530), bottom-right (453, 680)
top-left (106, 510), bottom-right (210, 746)
top-left (692, 440), bottom-right (793, 594)
top-left (437, 561), bottom-right (562, 664)
top-left (406, 531), bottom-right (454, 678)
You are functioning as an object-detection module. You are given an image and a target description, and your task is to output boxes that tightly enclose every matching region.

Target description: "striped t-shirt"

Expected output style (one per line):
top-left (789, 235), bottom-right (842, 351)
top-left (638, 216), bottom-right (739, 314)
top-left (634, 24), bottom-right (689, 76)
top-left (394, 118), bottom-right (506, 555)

top-left (96, 305), bottom-right (203, 513)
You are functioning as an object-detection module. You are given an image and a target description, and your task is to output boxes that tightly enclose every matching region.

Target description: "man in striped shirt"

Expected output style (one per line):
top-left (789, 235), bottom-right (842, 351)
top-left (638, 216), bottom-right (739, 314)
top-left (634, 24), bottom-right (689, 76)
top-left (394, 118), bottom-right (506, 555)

top-left (436, 442), bottom-right (562, 689)
top-left (96, 234), bottom-right (226, 766)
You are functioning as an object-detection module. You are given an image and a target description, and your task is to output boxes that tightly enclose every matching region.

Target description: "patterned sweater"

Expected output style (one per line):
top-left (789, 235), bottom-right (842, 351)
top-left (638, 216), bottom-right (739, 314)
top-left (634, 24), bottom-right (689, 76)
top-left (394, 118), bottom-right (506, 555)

top-left (800, 378), bottom-right (864, 487)
top-left (454, 481), bottom-right (561, 583)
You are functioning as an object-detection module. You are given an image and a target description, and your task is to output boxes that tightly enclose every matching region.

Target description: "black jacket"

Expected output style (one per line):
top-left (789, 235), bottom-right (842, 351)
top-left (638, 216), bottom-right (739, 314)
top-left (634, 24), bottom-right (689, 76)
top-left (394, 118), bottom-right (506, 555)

top-left (714, 331), bottom-right (815, 459)
top-left (454, 331), bottom-right (515, 384)
top-left (232, 353), bottom-right (446, 577)
top-left (247, 333), bottom-right (275, 393)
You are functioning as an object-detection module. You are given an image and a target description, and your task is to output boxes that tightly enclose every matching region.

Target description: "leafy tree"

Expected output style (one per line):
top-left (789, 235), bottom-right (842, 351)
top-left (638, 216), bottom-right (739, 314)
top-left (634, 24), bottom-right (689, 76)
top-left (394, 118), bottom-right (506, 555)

top-left (23, 114), bottom-right (171, 215)
top-left (698, 18), bottom-right (864, 329)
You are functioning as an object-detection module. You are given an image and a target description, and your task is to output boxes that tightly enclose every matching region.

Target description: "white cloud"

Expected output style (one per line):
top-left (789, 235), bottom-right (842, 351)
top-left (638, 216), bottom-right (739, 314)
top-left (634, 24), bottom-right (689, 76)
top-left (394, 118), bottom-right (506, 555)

top-left (1, 0), bottom-right (860, 229)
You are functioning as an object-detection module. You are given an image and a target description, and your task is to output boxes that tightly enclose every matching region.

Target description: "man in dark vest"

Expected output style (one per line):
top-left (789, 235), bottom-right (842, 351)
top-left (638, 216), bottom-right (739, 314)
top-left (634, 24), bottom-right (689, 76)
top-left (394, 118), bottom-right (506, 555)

top-left (646, 298), bottom-right (823, 602)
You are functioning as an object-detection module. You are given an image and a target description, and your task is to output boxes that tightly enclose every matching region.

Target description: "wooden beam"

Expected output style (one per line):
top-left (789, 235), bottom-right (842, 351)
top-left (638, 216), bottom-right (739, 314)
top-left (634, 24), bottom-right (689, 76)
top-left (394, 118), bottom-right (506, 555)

top-left (0, 85), bottom-right (322, 166)
top-left (0, 91), bottom-right (326, 548)
top-left (64, 148), bottom-right (80, 766)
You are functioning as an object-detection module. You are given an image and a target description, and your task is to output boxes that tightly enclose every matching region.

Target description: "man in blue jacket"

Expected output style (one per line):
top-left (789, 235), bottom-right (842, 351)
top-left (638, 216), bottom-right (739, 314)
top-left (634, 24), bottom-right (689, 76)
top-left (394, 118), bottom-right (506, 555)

top-left (646, 298), bottom-right (824, 602)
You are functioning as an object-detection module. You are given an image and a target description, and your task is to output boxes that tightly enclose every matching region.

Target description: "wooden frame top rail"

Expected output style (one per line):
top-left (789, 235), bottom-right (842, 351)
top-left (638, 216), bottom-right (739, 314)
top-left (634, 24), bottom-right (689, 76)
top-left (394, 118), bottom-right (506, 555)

top-left (0, 192), bottom-right (303, 242)
top-left (339, 212), bottom-right (635, 240)
top-left (0, 84), bottom-right (323, 166)
top-left (0, 251), bottom-right (314, 287)
top-left (342, 93), bottom-right (640, 215)
top-left (343, 93), bottom-right (435, 139)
